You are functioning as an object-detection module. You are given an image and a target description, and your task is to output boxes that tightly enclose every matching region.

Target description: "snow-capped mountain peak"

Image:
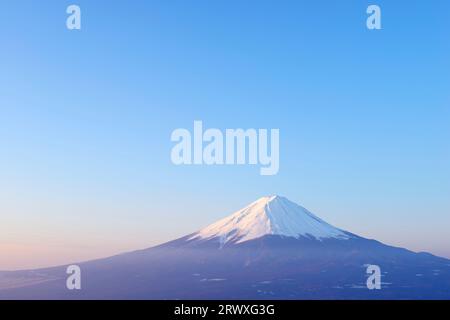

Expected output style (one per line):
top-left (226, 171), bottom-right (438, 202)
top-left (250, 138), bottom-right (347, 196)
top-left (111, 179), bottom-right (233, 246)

top-left (189, 195), bottom-right (351, 244)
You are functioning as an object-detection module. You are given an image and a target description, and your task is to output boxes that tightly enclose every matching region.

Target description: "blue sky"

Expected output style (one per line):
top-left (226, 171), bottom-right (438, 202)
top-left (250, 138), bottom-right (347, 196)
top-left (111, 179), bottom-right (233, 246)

top-left (0, 0), bottom-right (449, 269)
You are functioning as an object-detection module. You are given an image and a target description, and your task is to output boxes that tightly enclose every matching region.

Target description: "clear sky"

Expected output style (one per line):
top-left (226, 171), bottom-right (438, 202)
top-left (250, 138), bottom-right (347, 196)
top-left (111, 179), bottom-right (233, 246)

top-left (0, 0), bottom-right (449, 270)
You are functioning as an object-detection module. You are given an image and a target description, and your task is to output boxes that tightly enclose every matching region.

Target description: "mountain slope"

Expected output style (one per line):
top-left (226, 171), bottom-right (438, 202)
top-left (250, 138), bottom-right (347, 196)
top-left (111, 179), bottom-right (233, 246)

top-left (0, 196), bottom-right (449, 300)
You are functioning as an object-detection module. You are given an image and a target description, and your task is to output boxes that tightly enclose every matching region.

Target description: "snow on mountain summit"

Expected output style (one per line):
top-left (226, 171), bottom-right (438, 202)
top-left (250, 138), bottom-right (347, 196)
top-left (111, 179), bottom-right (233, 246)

top-left (189, 195), bottom-right (351, 244)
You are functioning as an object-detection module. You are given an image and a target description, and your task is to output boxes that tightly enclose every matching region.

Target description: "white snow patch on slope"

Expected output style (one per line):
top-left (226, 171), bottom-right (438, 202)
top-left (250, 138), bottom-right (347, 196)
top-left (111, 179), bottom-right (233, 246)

top-left (189, 195), bottom-right (350, 244)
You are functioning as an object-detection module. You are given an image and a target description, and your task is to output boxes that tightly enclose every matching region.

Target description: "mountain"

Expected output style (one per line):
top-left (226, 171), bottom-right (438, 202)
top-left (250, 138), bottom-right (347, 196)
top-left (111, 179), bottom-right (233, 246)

top-left (0, 195), bottom-right (449, 300)
top-left (190, 195), bottom-right (351, 245)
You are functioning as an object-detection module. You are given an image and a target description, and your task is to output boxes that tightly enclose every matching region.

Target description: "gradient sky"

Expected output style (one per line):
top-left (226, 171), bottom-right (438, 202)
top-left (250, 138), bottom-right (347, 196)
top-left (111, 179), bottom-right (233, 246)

top-left (0, 0), bottom-right (449, 270)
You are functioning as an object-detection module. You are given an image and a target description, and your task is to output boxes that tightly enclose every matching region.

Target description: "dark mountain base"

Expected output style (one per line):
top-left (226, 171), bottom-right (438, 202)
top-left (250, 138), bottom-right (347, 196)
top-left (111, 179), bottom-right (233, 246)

top-left (1, 235), bottom-right (449, 300)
